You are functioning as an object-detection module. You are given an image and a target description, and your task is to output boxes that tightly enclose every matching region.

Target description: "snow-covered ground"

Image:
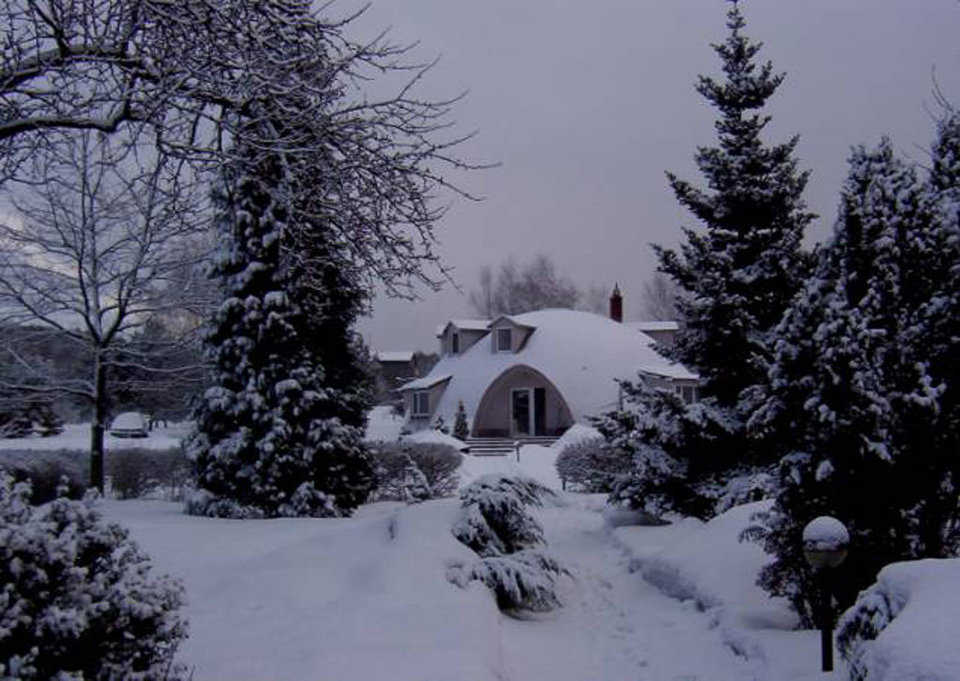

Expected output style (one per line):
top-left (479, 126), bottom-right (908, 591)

top-left (94, 442), bottom-right (846, 681)
top-left (0, 421), bottom-right (191, 451)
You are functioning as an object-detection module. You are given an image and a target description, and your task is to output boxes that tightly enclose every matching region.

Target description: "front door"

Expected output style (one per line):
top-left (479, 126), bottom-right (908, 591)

top-left (511, 388), bottom-right (532, 436)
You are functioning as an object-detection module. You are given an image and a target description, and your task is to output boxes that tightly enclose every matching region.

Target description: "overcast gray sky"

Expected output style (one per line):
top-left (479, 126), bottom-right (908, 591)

top-left (351, 1), bottom-right (960, 353)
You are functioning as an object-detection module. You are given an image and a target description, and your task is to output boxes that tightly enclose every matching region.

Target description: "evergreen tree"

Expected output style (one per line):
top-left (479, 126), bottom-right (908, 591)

top-left (655, 1), bottom-right (813, 407)
top-left (600, 1), bottom-right (810, 518)
top-left (187, 146), bottom-right (373, 518)
top-left (746, 133), bottom-right (960, 623)
top-left (453, 401), bottom-right (470, 441)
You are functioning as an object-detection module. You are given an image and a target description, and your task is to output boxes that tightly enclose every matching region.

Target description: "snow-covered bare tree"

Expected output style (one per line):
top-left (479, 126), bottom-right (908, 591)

top-left (0, 131), bottom-right (211, 491)
top-left (639, 273), bottom-right (679, 321)
top-left (0, 1), bottom-right (476, 297)
top-left (469, 255), bottom-right (580, 316)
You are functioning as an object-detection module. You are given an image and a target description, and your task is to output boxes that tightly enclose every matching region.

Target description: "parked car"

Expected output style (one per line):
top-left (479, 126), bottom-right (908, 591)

top-left (109, 412), bottom-right (149, 438)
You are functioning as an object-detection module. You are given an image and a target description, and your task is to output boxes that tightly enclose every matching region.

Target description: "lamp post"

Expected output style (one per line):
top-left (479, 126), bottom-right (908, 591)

top-left (803, 516), bottom-right (849, 673)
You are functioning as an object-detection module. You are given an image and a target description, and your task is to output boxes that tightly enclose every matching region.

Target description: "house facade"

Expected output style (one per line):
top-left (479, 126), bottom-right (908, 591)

top-left (399, 306), bottom-right (698, 438)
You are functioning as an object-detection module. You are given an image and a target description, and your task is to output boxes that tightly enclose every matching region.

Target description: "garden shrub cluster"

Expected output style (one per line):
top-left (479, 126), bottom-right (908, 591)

top-left (0, 475), bottom-right (188, 681)
top-left (449, 474), bottom-right (567, 613)
top-left (0, 447), bottom-right (194, 502)
top-left (554, 436), bottom-right (631, 493)
top-left (0, 449), bottom-right (86, 504)
top-left (367, 442), bottom-right (462, 502)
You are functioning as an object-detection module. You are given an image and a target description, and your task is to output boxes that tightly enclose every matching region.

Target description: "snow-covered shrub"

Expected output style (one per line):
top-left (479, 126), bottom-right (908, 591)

top-left (453, 475), bottom-right (554, 556)
top-left (0, 475), bottom-right (188, 680)
top-left (706, 465), bottom-right (777, 514)
top-left (368, 442), bottom-right (462, 501)
top-left (108, 447), bottom-right (193, 501)
top-left (448, 550), bottom-right (566, 612)
top-left (554, 436), bottom-right (630, 492)
top-left (0, 449), bottom-right (86, 504)
top-left (597, 384), bottom-right (741, 520)
top-left (450, 475), bottom-right (567, 613)
top-left (837, 559), bottom-right (960, 681)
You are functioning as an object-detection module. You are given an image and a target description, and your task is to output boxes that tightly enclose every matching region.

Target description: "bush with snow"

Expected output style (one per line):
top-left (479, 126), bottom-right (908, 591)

top-left (0, 449), bottom-right (86, 504)
top-left (837, 558), bottom-right (960, 681)
top-left (554, 436), bottom-right (630, 492)
top-left (368, 442), bottom-right (462, 501)
top-left (0, 475), bottom-right (188, 680)
top-left (449, 474), bottom-right (566, 612)
top-left (551, 423), bottom-right (602, 452)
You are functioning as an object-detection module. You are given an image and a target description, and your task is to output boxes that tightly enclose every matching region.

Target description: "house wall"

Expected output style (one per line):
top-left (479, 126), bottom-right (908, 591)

top-left (403, 380), bottom-right (450, 427)
top-left (473, 365), bottom-right (573, 437)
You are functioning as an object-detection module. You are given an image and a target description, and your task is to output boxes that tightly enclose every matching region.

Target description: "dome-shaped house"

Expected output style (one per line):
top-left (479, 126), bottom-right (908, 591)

top-left (398, 308), bottom-right (698, 438)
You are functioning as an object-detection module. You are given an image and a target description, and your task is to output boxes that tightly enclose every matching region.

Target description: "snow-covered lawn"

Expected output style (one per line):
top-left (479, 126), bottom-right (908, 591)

top-left (0, 421), bottom-right (191, 451)
top-left (96, 443), bottom-right (846, 681)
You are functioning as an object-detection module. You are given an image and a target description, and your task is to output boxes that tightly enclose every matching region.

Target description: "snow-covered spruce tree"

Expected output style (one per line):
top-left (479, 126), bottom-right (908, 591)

top-left (656, 1), bottom-right (813, 409)
top-left (1, 475), bottom-right (187, 681)
top-left (187, 147), bottom-right (373, 518)
top-left (449, 475), bottom-right (567, 612)
top-left (744, 135), bottom-right (960, 623)
top-left (603, 2), bottom-right (812, 518)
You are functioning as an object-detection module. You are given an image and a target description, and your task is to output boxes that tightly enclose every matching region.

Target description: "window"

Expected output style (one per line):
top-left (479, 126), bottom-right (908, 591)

top-left (413, 391), bottom-right (430, 416)
top-left (451, 332), bottom-right (460, 355)
top-left (496, 328), bottom-right (512, 352)
top-left (681, 385), bottom-right (697, 404)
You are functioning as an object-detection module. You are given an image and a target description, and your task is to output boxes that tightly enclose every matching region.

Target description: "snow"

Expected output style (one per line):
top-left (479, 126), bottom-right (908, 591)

top-left (0, 422), bottom-right (190, 451)
top-left (803, 516), bottom-right (850, 551)
top-left (374, 351), bottom-right (414, 363)
top-left (837, 558), bottom-right (960, 681)
top-left (435, 318), bottom-right (490, 337)
top-left (406, 309), bottom-right (698, 430)
top-left (401, 428), bottom-right (468, 451)
top-left (18, 437), bottom-right (857, 680)
top-left (551, 423), bottom-right (603, 451)
top-left (625, 320), bottom-right (680, 332)
top-left (364, 405), bottom-right (405, 442)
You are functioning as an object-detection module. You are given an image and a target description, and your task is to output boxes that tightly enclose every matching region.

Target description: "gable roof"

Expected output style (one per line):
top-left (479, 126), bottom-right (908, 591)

top-left (434, 318), bottom-right (491, 337)
top-left (406, 308), bottom-right (698, 425)
top-left (626, 321), bottom-right (680, 332)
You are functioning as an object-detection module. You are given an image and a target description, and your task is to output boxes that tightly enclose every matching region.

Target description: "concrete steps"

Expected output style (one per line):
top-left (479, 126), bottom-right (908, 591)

top-left (465, 436), bottom-right (559, 456)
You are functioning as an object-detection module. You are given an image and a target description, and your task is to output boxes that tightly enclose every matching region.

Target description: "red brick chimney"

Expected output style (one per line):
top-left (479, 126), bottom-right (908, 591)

top-left (609, 283), bottom-right (623, 323)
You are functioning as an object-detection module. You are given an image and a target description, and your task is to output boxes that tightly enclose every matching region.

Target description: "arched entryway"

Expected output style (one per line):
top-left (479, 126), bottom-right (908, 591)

top-left (473, 365), bottom-right (574, 437)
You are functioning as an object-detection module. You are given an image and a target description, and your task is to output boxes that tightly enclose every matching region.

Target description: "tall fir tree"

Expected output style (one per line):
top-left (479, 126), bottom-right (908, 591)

top-left (599, 1), bottom-right (811, 518)
top-left (187, 146), bottom-right (373, 518)
top-left (746, 132), bottom-right (960, 623)
top-left (655, 1), bottom-right (813, 408)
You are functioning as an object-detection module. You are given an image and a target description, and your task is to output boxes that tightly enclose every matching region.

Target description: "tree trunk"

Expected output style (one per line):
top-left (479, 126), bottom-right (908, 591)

top-left (89, 353), bottom-right (107, 493)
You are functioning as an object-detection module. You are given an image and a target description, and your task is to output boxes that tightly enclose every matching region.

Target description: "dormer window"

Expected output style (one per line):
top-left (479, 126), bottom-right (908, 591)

top-left (452, 332), bottom-right (460, 355)
top-left (496, 328), bottom-right (512, 352)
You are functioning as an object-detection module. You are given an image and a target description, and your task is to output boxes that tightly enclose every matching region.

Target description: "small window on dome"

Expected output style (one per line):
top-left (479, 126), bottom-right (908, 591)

top-left (496, 328), bottom-right (512, 352)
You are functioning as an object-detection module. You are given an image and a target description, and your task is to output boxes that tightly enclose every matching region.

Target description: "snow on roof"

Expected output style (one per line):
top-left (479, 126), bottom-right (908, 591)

top-left (435, 318), bottom-right (491, 336)
top-left (414, 309), bottom-right (698, 426)
top-left (625, 321), bottom-right (680, 332)
top-left (399, 373), bottom-right (453, 391)
top-left (375, 351), bottom-right (414, 363)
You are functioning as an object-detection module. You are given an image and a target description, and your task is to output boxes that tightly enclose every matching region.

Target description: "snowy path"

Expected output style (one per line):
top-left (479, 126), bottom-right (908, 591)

top-left (496, 495), bottom-right (757, 681)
